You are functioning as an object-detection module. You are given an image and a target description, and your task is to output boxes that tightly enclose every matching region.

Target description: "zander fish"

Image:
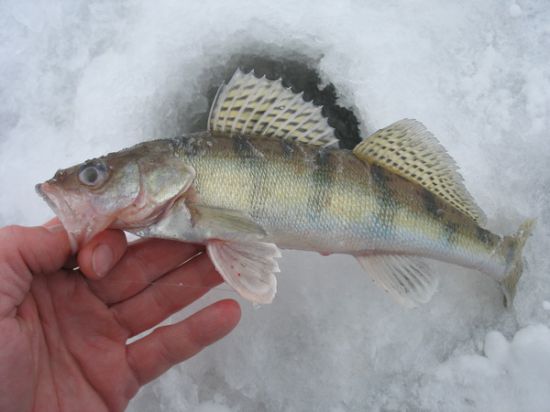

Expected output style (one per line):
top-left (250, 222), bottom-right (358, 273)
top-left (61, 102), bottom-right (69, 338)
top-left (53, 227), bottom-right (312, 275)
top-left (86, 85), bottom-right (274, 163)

top-left (36, 70), bottom-right (534, 306)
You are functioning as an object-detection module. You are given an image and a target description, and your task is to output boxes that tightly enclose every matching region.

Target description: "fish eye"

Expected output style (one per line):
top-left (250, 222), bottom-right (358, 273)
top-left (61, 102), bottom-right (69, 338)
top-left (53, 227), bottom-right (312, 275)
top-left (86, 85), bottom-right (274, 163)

top-left (78, 161), bottom-right (108, 187)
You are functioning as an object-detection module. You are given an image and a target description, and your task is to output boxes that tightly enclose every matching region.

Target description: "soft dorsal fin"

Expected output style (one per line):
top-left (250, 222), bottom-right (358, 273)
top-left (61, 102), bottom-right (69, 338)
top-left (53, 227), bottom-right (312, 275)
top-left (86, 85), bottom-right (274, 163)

top-left (353, 119), bottom-right (486, 224)
top-left (208, 69), bottom-right (338, 147)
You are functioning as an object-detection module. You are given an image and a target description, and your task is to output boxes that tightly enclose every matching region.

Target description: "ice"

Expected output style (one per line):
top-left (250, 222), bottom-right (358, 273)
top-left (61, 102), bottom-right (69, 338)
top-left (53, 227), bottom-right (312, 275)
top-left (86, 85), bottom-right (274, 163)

top-left (418, 325), bottom-right (550, 411)
top-left (1, 0), bottom-right (550, 411)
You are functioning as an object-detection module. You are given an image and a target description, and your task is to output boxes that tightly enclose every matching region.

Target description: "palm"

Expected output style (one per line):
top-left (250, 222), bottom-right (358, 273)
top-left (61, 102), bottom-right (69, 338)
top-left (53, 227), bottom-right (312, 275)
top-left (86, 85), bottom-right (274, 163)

top-left (12, 269), bottom-right (132, 411)
top-left (0, 225), bottom-right (240, 412)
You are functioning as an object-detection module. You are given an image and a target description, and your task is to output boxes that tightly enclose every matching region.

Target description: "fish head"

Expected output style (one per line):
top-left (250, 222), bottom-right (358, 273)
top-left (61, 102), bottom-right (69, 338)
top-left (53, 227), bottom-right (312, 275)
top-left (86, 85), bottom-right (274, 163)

top-left (36, 141), bottom-right (195, 251)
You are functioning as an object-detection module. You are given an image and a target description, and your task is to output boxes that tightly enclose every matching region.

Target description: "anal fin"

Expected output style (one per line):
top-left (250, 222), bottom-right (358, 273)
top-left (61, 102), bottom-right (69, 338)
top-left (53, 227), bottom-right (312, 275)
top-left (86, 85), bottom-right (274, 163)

top-left (207, 240), bottom-right (281, 304)
top-left (356, 254), bottom-right (437, 307)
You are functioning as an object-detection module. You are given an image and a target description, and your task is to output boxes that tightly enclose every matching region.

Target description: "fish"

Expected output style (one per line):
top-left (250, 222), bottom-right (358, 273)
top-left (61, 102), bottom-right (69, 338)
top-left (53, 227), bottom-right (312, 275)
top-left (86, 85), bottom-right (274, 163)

top-left (36, 69), bottom-right (534, 307)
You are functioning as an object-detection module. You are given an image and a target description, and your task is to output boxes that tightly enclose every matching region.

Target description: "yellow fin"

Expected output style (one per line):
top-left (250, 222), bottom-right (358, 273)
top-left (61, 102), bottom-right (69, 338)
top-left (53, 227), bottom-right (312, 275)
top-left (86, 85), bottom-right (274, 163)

top-left (353, 119), bottom-right (486, 224)
top-left (208, 69), bottom-right (338, 147)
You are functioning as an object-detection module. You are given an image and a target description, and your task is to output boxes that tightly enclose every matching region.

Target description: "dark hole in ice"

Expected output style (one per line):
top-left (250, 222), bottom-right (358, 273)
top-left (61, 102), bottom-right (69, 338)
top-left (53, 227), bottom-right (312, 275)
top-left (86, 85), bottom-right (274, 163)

top-left (188, 53), bottom-right (362, 150)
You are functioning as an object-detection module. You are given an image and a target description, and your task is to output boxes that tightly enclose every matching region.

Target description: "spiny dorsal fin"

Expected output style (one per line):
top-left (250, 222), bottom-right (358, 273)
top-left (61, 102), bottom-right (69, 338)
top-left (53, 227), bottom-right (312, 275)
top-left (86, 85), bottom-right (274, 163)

top-left (208, 69), bottom-right (338, 147)
top-left (353, 119), bottom-right (486, 224)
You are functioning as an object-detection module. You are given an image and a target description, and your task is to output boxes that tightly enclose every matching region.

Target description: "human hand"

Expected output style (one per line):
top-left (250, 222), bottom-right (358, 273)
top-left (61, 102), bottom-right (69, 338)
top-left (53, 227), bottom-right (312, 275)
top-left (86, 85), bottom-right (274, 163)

top-left (0, 220), bottom-right (240, 412)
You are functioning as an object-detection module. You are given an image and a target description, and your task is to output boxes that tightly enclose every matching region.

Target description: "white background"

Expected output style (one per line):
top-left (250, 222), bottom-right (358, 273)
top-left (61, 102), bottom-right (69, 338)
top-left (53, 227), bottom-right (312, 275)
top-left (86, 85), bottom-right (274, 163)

top-left (1, 1), bottom-right (550, 410)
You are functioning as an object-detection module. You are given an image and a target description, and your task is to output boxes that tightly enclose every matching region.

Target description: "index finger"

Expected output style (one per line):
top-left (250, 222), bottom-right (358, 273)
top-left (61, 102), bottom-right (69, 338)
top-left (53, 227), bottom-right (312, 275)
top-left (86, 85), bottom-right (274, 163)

top-left (0, 219), bottom-right (71, 275)
top-left (0, 220), bottom-right (72, 317)
top-left (87, 239), bottom-right (204, 305)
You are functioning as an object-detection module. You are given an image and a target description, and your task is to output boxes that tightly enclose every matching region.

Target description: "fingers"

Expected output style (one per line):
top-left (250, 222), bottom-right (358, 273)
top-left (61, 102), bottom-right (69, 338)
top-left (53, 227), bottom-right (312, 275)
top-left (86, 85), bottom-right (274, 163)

top-left (0, 221), bottom-right (71, 318)
top-left (0, 221), bottom-right (71, 276)
top-left (127, 299), bottom-right (240, 386)
top-left (77, 230), bottom-right (127, 280)
top-left (110, 253), bottom-right (223, 336)
top-left (87, 239), bottom-right (204, 305)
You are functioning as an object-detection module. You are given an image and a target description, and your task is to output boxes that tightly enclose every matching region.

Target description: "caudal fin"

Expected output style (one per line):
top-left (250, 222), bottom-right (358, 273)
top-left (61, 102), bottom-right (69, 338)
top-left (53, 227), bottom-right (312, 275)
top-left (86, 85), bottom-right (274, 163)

top-left (500, 219), bottom-right (535, 307)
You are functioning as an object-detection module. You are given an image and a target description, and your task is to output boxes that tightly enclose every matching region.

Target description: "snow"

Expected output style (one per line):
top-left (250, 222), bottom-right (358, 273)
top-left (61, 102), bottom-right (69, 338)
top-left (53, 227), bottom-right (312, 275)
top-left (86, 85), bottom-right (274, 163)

top-left (418, 325), bottom-right (550, 411)
top-left (1, 0), bottom-right (550, 411)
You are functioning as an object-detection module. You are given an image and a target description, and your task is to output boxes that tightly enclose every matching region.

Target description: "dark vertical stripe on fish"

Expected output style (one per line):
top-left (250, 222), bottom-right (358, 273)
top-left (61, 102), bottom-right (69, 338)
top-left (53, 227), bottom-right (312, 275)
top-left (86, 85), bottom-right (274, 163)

top-left (421, 189), bottom-right (440, 218)
top-left (307, 149), bottom-right (333, 225)
top-left (180, 136), bottom-right (203, 157)
top-left (475, 225), bottom-right (495, 247)
top-left (370, 165), bottom-right (397, 239)
top-left (232, 135), bottom-right (255, 158)
top-left (280, 139), bottom-right (295, 160)
top-left (443, 221), bottom-right (459, 245)
top-left (232, 135), bottom-right (268, 220)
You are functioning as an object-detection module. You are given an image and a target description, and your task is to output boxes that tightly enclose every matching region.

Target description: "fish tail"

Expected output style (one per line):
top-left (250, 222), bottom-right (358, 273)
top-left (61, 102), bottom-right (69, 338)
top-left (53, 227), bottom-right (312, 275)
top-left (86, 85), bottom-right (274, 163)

top-left (499, 219), bottom-right (535, 307)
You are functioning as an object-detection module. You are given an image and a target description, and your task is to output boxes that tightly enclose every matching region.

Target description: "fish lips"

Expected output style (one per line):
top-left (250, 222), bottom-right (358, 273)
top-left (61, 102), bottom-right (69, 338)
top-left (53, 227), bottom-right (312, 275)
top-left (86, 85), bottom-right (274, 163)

top-left (36, 181), bottom-right (106, 253)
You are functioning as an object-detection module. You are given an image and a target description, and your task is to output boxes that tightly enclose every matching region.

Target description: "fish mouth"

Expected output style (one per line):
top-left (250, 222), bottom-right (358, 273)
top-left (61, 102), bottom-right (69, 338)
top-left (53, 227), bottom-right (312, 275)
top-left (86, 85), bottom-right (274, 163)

top-left (36, 183), bottom-right (63, 215)
top-left (36, 182), bottom-right (80, 252)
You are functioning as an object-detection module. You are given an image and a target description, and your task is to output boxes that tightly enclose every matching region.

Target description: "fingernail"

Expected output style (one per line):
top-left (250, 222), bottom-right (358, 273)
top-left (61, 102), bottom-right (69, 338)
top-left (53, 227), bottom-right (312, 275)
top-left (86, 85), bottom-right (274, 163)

top-left (92, 244), bottom-right (113, 278)
top-left (44, 218), bottom-right (63, 232)
top-left (45, 224), bottom-right (64, 233)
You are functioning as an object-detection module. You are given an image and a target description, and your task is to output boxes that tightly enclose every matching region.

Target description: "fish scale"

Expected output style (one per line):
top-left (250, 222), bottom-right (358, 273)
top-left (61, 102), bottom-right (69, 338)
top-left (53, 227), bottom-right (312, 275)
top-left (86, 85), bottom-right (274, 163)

top-left (180, 133), bottom-right (502, 269)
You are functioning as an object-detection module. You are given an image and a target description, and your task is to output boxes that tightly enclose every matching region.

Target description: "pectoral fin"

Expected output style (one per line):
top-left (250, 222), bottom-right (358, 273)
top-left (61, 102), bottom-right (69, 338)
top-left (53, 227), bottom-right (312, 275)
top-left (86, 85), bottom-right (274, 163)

top-left (131, 201), bottom-right (267, 243)
top-left (207, 240), bottom-right (281, 304)
top-left (189, 204), bottom-right (267, 241)
top-left (356, 254), bottom-right (437, 307)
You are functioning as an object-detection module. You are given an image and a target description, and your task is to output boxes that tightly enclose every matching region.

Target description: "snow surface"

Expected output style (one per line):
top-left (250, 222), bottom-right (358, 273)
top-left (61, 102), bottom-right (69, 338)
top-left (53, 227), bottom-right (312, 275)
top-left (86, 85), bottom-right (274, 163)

top-left (1, 0), bottom-right (550, 410)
